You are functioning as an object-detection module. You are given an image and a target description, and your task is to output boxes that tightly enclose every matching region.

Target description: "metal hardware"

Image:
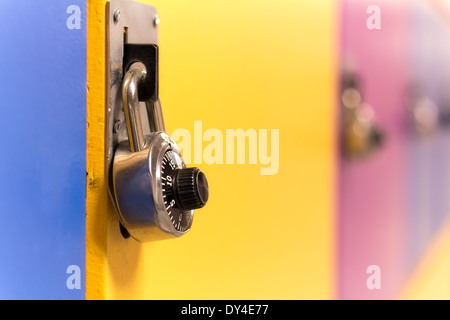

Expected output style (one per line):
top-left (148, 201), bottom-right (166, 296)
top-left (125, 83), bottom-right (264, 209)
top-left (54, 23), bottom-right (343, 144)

top-left (341, 72), bottom-right (384, 158)
top-left (112, 71), bottom-right (208, 240)
top-left (153, 14), bottom-right (160, 26)
top-left (405, 84), bottom-right (439, 136)
top-left (112, 131), bottom-right (190, 241)
top-left (123, 44), bottom-right (159, 101)
top-left (107, 0), bottom-right (209, 242)
top-left (122, 62), bottom-right (147, 152)
top-left (106, 0), bottom-right (159, 216)
top-left (146, 99), bottom-right (166, 133)
top-left (113, 9), bottom-right (120, 23)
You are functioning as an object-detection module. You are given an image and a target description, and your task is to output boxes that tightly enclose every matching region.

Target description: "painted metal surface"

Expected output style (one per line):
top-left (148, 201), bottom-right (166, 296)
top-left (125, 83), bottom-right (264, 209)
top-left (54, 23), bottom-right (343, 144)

top-left (339, 0), bottom-right (409, 299)
top-left (87, 0), bottom-right (337, 299)
top-left (0, 1), bottom-right (86, 299)
top-left (0, 0), bottom-right (446, 300)
top-left (339, 0), bottom-right (450, 299)
top-left (406, 0), bottom-right (450, 271)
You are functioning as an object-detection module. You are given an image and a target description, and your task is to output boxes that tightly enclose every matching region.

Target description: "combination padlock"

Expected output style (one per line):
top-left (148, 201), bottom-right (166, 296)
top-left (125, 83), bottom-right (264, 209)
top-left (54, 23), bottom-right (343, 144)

top-left (111, 58), bottom-right (209, 242)
top-left (404, 84), bottom-right (439, 136)
top-left (341, 72), bottom-right (384, 158)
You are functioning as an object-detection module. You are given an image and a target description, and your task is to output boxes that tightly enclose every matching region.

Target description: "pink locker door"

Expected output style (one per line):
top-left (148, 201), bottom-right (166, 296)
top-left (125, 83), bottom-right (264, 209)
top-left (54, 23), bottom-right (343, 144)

top-left (338, 0), bottom-right (409, 299)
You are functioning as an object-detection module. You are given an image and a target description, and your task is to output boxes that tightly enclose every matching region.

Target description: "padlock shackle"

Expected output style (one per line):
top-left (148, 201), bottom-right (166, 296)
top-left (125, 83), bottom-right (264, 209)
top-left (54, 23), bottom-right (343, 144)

top-left (146, 99), bottom-right (166, 133)
top-left (122, 62), bottom-right (166, 153)
top-left (122, 62), bottom-right (147, 152)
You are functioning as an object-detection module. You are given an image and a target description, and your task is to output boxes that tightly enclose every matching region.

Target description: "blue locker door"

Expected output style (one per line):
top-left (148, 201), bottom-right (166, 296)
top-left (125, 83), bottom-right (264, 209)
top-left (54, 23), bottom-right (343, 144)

top-left (0, 1), bottom-right (86, 299)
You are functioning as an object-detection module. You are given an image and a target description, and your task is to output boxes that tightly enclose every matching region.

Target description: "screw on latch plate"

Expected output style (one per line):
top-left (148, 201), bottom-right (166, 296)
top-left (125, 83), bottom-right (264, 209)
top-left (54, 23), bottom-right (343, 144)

top-left (153, 14), bottom-right (160, 27)
top-left (113, 9), bottom-right (120, 23)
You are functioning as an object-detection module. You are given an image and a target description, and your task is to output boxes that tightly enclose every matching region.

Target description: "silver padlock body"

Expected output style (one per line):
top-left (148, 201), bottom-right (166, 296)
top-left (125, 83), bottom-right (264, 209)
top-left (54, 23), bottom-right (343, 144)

top-left (112, 132), bottom-right (189, 241)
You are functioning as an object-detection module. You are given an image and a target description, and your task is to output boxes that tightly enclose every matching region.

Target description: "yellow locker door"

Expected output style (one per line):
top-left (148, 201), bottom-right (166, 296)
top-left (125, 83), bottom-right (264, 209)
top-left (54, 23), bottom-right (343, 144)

top-left (87, 0), bottom-right (337, 299)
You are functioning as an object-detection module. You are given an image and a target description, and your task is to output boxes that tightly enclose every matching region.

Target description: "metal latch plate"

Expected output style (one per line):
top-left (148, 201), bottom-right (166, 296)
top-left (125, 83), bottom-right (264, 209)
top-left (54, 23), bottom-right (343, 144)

top-left (106, 0), bottom-right (159, 214)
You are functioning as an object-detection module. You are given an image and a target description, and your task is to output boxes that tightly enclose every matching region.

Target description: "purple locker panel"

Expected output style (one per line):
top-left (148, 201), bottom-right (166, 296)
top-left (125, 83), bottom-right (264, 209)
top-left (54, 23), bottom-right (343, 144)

top-left (406, 0), bottom-right (450, 271)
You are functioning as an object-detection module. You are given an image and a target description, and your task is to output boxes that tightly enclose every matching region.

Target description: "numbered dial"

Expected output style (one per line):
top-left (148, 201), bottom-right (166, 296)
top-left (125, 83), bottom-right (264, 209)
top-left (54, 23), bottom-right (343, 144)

top-left (160, 150), bottom-right (209, 232)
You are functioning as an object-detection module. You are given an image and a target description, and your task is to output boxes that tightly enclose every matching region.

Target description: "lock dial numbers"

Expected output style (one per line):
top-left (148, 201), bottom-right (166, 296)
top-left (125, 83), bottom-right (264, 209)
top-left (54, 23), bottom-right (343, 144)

top-left (160, 149), bottom-right (192, 232)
